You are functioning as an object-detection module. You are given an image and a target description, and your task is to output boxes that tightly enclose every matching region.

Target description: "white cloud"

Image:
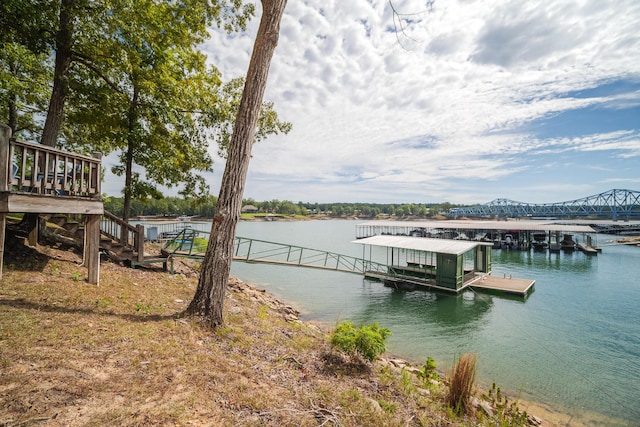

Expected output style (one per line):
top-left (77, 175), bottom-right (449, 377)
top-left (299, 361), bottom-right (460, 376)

top-left (102, 0), bottom-right (640, 204)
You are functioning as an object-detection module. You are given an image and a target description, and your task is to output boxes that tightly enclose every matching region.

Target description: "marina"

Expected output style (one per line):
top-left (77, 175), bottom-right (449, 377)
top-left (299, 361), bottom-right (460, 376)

top-left (356, 219), bottom-right (601, 255)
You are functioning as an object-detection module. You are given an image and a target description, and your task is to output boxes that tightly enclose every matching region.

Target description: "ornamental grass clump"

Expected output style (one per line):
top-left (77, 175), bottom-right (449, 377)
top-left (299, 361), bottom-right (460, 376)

top-left (330, 320), bottom-right (391, 362)
top-left (446, 353), bottom-right (477, 415)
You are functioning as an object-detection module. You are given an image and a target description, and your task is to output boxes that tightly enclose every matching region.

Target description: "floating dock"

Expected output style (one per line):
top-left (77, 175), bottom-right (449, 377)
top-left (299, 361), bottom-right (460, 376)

top-left (354, 235), bottom-right (535, 298)
top-left (466, 274), bottom-right (535, 297)
top-left (365, 271), bottom-right (535, 297)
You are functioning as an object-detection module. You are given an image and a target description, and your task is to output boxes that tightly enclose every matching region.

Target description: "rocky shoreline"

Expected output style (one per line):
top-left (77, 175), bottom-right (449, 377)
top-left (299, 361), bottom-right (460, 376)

top-left (223, 273), bottom-right (624, 427)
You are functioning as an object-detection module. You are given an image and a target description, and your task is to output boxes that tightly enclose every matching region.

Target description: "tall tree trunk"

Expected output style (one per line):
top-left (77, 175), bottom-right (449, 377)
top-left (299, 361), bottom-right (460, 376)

top-left (41, 0), bottom-right (75, 147)
top-left (122, 92), bottom-right (138, 225)
top-left (187, 0), bottom-right (287, 329)
top-left (122, 143), bottom-right (133, 224)
top-left (8, 92), bottom-right (17, 133)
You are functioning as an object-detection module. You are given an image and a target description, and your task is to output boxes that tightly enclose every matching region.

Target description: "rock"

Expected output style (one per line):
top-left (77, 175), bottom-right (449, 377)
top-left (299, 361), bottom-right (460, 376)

top-left (388, 358), bottom-right (410, 368)
top-left (228, 306), bottom-right (242, 315)
top-left (365, 398), bottom-right (383, 414)
top-left (404, 366), bottom-right (422, 376)
top-left (527, 414), bottom-right (543, 425)
top-left (416, 387), bottom-right (431, 397)
top-left (470, 396), bottom-right (494, 418)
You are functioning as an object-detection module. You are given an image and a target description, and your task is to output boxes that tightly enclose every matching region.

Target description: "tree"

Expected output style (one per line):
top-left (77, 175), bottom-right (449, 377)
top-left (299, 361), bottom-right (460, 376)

top-left (205, 77), bottom-right (292, 158)
top-left (40, 0), bottom-right (77, 146)
top-left (0, 42), bottom-right (50, 137)
top-left (61, 0), bottom-right (266, 222)
top-left (187, 0), bottom-right (288, 329)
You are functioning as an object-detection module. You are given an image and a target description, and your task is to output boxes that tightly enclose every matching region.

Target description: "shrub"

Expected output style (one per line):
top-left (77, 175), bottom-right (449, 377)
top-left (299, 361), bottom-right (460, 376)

top-left (484, 382), bottom-right (529, 426)
top-left (446, 353), bottom-right (477, 414)
top-left (330, 321), bottom-right (391, 362)
top-left (418, 356), bottom-right (439, 383)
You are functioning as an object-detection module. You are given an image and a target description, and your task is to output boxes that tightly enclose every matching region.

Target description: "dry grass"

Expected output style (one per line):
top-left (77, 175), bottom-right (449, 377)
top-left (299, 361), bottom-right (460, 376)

top-left (0, 229), bottom-right (562, 427)
top-left (446, 353), bottom-right (478, 415)
top-left (0, 232), bottom-right (451, 426)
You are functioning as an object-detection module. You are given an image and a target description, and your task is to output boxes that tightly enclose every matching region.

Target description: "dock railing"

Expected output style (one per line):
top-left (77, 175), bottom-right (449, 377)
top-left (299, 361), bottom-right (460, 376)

top-left (161, 231), bottom-right (390, 276)
top-left (0, 134), bottom-right (101, 198)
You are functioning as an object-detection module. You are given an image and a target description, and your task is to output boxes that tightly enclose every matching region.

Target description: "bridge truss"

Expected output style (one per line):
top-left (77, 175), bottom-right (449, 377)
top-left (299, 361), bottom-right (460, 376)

top-left (449, 189), bottom-right (640, 219)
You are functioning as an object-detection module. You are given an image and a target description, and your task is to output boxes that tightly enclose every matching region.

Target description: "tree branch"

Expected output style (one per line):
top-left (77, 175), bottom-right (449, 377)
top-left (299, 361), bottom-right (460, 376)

top-left (71, 51), bottom-right (124, 95)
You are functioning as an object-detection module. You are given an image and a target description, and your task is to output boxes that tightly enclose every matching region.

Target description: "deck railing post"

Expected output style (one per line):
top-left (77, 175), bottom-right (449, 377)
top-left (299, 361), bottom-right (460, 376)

top-left (92, 152), bottom-right (102, 197)
top-left (86, 214), bottom-right (101, 285)
top-left (135, 224), bottom-right (145, 262)
top-left (0, 125), bottom-right (12, 192)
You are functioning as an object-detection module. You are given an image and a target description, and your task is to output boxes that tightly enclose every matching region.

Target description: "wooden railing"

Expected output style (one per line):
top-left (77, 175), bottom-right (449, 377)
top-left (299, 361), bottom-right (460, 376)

top-left (0, 133), bottom-right (101, 198)
top-left (101, 211), bottom-right (144, 262)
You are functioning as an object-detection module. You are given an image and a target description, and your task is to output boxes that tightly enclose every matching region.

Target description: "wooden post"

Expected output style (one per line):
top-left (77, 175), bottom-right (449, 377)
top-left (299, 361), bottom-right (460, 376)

top-left (0, 125), bottom-right (10, 279)
top-left (92, 152), bottom-right (102, 197)
top-left (86, 214), bottom-right (100, 285)
top-left (27, 214), bottom-right (38, 246)
top-left (0, 212), bottom-right (6, 280)
top-left (0, 125), bottom-right (11, 192)
top-left (135, 224), bottom-right (144, 262)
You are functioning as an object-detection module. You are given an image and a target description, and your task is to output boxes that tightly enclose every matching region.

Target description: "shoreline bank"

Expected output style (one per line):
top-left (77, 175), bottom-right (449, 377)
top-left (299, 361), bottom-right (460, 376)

top-left (237, 275), bottom-right (630, 427)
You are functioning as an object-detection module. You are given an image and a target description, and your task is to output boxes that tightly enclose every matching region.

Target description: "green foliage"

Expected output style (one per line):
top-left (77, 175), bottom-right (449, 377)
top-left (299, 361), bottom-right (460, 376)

top-left (376, 399), bottom-right (397, 413)
top-left (103, 195), bottom-right (217, 218)
top-left (0, 42), bottom-right (51, 138)
top-left (101, 195), bottom-right (466, 220)
top-left (330, 321), bottom-right (391, 362)
top-left (418, 356), bottom-right (440, 384)
top-left (401, 369), bottom-right (416, 395)
top-left (205, 78), bottom-right (292, 158)
top-left (2, 0), bottom-right (287, 221)
top-left (134, 302), bottom-right (153, 314)
top-left (483, 382), bottom-right (529, 426)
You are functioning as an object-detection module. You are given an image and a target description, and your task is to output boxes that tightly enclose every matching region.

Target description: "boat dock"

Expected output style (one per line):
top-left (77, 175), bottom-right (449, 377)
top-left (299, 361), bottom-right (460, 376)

top-left (466, 274), bottom-right (535, 296)
top-left (366, 270), bottom-right (535, 297)
top-left (356, 219), bottom-right (600, 255)
top-left (160, 229), bottom-right (537, 300)
top-left (354, 235), bottom-right (535, 298)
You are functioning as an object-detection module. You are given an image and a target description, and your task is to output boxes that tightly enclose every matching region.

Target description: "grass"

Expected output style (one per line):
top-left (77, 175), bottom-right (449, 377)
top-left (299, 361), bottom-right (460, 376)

top-left (0, 229), bottom-right (567, 426)
top-left (446, 353), bottom-right (478, 415)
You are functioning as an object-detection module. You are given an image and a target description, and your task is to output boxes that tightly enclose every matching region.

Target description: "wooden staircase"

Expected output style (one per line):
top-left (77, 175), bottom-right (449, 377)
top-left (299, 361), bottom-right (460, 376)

top-left (43, 211), bottom-right (168, 268)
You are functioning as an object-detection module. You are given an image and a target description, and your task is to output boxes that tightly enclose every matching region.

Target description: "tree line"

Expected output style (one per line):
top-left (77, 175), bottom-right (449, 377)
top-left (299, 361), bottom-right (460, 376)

top-left (103, 196), bottom-right (461, 219)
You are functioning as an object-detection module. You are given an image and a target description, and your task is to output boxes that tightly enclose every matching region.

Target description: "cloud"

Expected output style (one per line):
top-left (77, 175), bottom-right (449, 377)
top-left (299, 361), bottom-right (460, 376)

top-left (101, 0), bottom-right (640, 205)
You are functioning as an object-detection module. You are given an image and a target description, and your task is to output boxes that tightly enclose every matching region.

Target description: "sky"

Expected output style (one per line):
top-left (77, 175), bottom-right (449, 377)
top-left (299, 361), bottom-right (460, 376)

top-left (103, 0), bottom-right (640, 205)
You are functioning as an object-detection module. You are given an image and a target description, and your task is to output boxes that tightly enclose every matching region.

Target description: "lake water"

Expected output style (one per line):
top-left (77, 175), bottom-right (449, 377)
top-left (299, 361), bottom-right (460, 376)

top-left (155, 219), bottom-right (639, 425)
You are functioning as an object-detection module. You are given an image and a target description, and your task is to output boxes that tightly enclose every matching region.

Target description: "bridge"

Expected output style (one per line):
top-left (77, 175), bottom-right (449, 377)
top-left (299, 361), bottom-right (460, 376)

top-left (449, 189), bottom-right (640, 220)
top-left (161, 228), bottom-right (390, 276)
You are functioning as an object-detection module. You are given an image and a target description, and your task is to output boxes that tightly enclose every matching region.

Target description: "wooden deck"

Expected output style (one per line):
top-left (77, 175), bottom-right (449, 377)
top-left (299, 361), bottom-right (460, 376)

top-left (466, 274), bottom-right (535, 297)
top-left (0, 125), bottom-right (103, 284)
top-left (362, 269), bottom-right (535, 297)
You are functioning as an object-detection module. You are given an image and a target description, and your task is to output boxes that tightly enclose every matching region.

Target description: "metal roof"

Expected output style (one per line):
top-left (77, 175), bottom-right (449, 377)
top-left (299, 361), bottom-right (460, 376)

top-left (352, 235), bottom-right (491, 256)
top-left (357, 220), bottom-right (595, 233)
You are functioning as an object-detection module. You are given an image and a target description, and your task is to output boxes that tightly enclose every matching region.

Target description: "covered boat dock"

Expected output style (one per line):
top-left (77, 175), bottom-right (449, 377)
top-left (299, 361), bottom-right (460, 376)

top-left (356, 220), bottom-right (598, 253)
top-left (353, 235), bottom-right (534, 297)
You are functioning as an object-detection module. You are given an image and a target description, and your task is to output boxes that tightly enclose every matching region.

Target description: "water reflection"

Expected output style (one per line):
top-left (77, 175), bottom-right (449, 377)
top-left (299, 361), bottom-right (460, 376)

top-left (492, 248), bottom-right (596, 272)
top-left (355, 284), bottom-right (494, 332)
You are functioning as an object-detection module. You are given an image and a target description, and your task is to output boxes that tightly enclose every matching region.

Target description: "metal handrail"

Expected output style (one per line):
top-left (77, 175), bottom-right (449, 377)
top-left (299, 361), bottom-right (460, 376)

top-left (162, 232), bottom-right (388, 276)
